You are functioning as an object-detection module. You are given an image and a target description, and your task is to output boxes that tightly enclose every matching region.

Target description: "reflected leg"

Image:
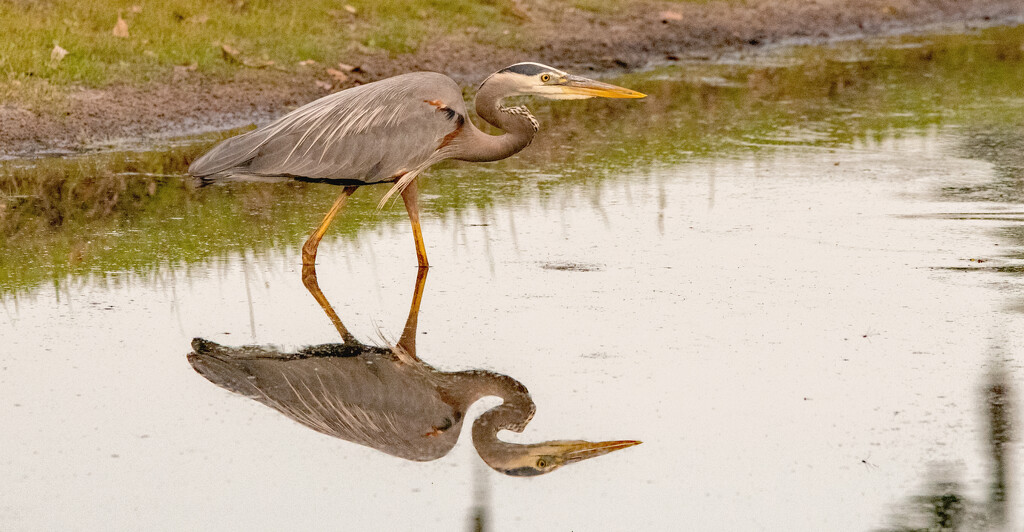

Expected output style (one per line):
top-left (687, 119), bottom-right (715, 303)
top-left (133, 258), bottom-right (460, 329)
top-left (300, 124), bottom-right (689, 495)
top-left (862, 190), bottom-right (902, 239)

top-left (396, 266), bottom-right (428, 358)
top-left (302, 186), bottom-right (358, 266)
top-left (400, 179), bottom-right (429, 269)
top-left (301, 262), bottom-right (356, 344)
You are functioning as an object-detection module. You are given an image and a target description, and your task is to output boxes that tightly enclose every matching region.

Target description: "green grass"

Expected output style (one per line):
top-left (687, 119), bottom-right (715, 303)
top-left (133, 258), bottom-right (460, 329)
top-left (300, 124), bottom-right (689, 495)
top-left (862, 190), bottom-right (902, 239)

top-left (0, 0), bottom-right (522, 109)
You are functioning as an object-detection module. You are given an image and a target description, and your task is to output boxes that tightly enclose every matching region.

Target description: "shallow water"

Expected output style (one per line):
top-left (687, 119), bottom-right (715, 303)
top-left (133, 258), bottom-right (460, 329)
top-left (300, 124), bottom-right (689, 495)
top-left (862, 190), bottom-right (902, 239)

top-left (3, 27), bottom-right (1024, 531)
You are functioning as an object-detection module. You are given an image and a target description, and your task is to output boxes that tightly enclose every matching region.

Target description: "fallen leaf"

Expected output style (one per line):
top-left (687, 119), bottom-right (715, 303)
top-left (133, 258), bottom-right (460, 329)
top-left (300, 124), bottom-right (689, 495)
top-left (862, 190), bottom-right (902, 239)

top-left (506, 0), bottom-right (531, 21)
top-left (343, 5), bottom-right (357, 14)
top-left (298, 59), bottom-right (318, 66)
top-left (50, 43), bottom-right (69, 66)
top-left (221, 43), bottom-right (241, 63)
top-left (315, 80), bottom-right (332, 91)
top-left (244, 58), bottom-right (275, 68)
top-left (660, 10), bottom-right (683, 22)
top-left (336, 62), bottom-right (362, 73)
top-left (220, 43), bottom-right (278, 69)
top-left (112, 15), bottom-right (130, 38)
top-left (326, 68), bottom-right (349, 83)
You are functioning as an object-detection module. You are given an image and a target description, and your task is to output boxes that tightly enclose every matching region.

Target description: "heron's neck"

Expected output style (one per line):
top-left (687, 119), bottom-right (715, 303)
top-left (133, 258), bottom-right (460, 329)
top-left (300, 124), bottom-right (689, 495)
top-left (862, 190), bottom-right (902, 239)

top-left (456, 80), bottom-right (538, 162)
top-left (458, 370), bottom-right (537, 468)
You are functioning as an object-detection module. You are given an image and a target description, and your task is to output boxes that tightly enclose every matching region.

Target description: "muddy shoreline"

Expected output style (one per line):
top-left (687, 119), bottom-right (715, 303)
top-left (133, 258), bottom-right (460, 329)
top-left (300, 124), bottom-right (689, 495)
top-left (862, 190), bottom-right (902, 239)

top-left (2, 0), bottom-right (1023, 159)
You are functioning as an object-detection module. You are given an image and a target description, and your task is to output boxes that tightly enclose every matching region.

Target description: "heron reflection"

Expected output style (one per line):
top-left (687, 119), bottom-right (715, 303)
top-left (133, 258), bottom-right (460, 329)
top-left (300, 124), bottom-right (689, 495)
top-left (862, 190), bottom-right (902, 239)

top-left (188, 266), bottom-right (639, 476)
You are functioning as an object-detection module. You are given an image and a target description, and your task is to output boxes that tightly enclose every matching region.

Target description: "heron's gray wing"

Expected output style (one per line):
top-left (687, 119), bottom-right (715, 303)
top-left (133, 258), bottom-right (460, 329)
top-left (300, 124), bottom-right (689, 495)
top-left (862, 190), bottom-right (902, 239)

top-left (188, 339), bottom-right (465, 461)
top-left (188, 72), bottom-right (466, 186)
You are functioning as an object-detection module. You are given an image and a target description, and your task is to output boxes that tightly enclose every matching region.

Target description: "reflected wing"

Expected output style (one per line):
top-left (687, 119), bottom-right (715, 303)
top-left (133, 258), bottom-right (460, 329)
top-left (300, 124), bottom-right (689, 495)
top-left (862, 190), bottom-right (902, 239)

top-left (188, 339), bottom-right (465, 461)
top-left (188, 72), bottom-right (466, 185)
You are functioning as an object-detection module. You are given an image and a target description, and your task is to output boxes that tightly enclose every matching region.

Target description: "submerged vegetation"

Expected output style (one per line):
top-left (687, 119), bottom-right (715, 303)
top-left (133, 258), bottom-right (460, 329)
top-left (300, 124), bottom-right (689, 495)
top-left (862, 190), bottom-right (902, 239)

top-left (3, 25), bottom-right (1024, 295)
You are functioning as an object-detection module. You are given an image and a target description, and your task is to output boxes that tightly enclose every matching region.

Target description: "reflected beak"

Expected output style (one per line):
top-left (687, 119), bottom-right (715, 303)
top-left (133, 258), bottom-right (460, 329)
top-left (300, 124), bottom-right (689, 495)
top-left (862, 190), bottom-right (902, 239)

top-left (561, 75), bottom-right (647, 99)
top-left (562, 439), bottom-right (642, 464)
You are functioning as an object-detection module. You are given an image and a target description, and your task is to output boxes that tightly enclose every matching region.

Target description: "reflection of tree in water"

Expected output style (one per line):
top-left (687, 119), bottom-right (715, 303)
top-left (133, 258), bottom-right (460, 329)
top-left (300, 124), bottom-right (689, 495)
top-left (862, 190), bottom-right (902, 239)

top-left (878, 360), bottom-right (1013, 531)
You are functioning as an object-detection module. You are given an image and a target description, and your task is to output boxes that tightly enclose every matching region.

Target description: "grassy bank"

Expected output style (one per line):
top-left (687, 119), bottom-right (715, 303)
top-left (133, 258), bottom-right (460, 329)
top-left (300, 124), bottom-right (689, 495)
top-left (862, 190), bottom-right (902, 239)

top-left (0, 0), bottom-right (527, 108)
top-left (2, 0), bottom-right (1018, 112)
top-left (0, 0), bottom-right (731, 112)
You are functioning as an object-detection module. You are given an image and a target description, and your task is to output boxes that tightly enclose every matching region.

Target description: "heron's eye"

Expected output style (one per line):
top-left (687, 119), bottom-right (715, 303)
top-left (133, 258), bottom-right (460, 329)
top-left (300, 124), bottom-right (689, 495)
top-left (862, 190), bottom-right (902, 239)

top-left (536, 458), bottom-right (547, 468)
top-left (540, 74), bottom-right (551, 83)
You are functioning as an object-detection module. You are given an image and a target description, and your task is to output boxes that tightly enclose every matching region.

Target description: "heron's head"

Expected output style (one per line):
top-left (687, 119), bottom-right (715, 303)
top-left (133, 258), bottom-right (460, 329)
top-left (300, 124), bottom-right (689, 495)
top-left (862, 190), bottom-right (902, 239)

top-left (486, 62), bottom-right (646, 100)
top-left (492, 439), bottom-right (641, 477)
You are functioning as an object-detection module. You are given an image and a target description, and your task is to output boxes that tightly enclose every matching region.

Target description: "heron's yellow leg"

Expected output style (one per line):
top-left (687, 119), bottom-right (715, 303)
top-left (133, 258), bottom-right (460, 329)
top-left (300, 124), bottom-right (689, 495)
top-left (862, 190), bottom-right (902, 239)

top-left (301, 262), bottom-right (356, 344)
top-left (302, 186), bottom-right (358, 266)
top-left (396, 266), bottom-right (428, 359)
top-left (401, 179), bottom-right (429, 269)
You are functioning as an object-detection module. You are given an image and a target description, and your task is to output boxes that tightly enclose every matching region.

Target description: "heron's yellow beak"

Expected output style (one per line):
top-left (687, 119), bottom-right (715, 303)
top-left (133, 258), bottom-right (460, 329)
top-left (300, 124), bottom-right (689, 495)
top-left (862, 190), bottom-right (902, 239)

top-left (560, 439), bottom-right (642, 464)
top-left (562, 75), bottom-right (646, 99)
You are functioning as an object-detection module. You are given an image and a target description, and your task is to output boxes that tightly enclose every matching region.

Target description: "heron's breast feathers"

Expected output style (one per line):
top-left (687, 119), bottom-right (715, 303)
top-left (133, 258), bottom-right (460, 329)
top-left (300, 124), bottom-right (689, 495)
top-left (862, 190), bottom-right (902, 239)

top-left (501, 105), bottom-right (540, 132)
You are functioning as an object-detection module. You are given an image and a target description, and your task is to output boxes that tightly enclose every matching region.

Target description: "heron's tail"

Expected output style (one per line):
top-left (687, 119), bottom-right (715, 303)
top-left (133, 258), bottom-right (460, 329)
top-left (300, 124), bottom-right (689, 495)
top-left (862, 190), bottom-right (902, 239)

top-left (188, 127), bottom-right (274, 179)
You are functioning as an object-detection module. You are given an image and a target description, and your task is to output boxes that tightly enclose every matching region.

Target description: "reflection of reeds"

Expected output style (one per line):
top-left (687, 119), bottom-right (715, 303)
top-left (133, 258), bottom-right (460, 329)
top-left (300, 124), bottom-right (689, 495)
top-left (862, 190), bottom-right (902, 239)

top-left (878, 359), bottom-right (1015, 532)
top-left (1, 148), bottom-right (195, 236)
top-left (985, 366), bottom-right (1012, 526)
top-left (1, 150), bottom-right (190, 290)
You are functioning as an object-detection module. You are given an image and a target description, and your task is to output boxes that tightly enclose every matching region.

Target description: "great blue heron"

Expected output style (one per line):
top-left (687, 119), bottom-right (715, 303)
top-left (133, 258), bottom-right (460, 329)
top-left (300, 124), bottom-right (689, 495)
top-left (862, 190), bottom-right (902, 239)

top-left (188, 62), bottom-right (645, 268)
top-left (187, 267), bottom-right (640, 476)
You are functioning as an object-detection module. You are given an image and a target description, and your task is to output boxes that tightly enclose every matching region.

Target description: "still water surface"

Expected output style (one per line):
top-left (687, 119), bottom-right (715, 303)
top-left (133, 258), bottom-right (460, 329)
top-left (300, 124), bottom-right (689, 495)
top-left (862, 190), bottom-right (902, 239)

top-left (3, 27), bottom-right (1024, 531)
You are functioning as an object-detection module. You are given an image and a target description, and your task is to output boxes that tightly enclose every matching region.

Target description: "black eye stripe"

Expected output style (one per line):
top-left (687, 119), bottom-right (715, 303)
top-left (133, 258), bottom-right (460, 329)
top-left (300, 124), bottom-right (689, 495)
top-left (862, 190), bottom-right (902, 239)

top-left (500, 63), bottom-right (548, 76)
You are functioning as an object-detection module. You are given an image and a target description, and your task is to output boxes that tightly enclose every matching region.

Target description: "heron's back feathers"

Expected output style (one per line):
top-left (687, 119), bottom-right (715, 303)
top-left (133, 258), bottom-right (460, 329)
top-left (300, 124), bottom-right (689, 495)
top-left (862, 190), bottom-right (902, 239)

top-left (188, 72), bottom-right (467, 187)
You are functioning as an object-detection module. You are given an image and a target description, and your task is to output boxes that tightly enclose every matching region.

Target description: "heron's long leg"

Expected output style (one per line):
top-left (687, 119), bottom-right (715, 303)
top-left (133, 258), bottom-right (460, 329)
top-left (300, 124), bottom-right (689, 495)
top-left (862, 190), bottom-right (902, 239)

top-left (396, 266), bottom-right (428, 359)
top-left (302, 186), bottom-right (358, 266)
top-left (400, 179), bottom-right (429, 269)
top-left (301, 262), bottom-right (356, 344)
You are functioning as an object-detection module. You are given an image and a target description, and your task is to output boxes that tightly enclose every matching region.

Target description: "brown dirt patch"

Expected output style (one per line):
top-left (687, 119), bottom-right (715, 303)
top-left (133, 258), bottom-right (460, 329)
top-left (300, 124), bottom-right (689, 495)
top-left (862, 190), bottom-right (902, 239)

top-left (2, 0), bottom-right (1022, 158)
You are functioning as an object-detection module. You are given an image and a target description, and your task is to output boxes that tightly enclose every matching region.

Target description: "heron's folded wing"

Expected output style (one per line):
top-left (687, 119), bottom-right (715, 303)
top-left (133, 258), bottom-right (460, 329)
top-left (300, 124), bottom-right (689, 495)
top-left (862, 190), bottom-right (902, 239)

top-left (188, 72), bottom-right (466, 184)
